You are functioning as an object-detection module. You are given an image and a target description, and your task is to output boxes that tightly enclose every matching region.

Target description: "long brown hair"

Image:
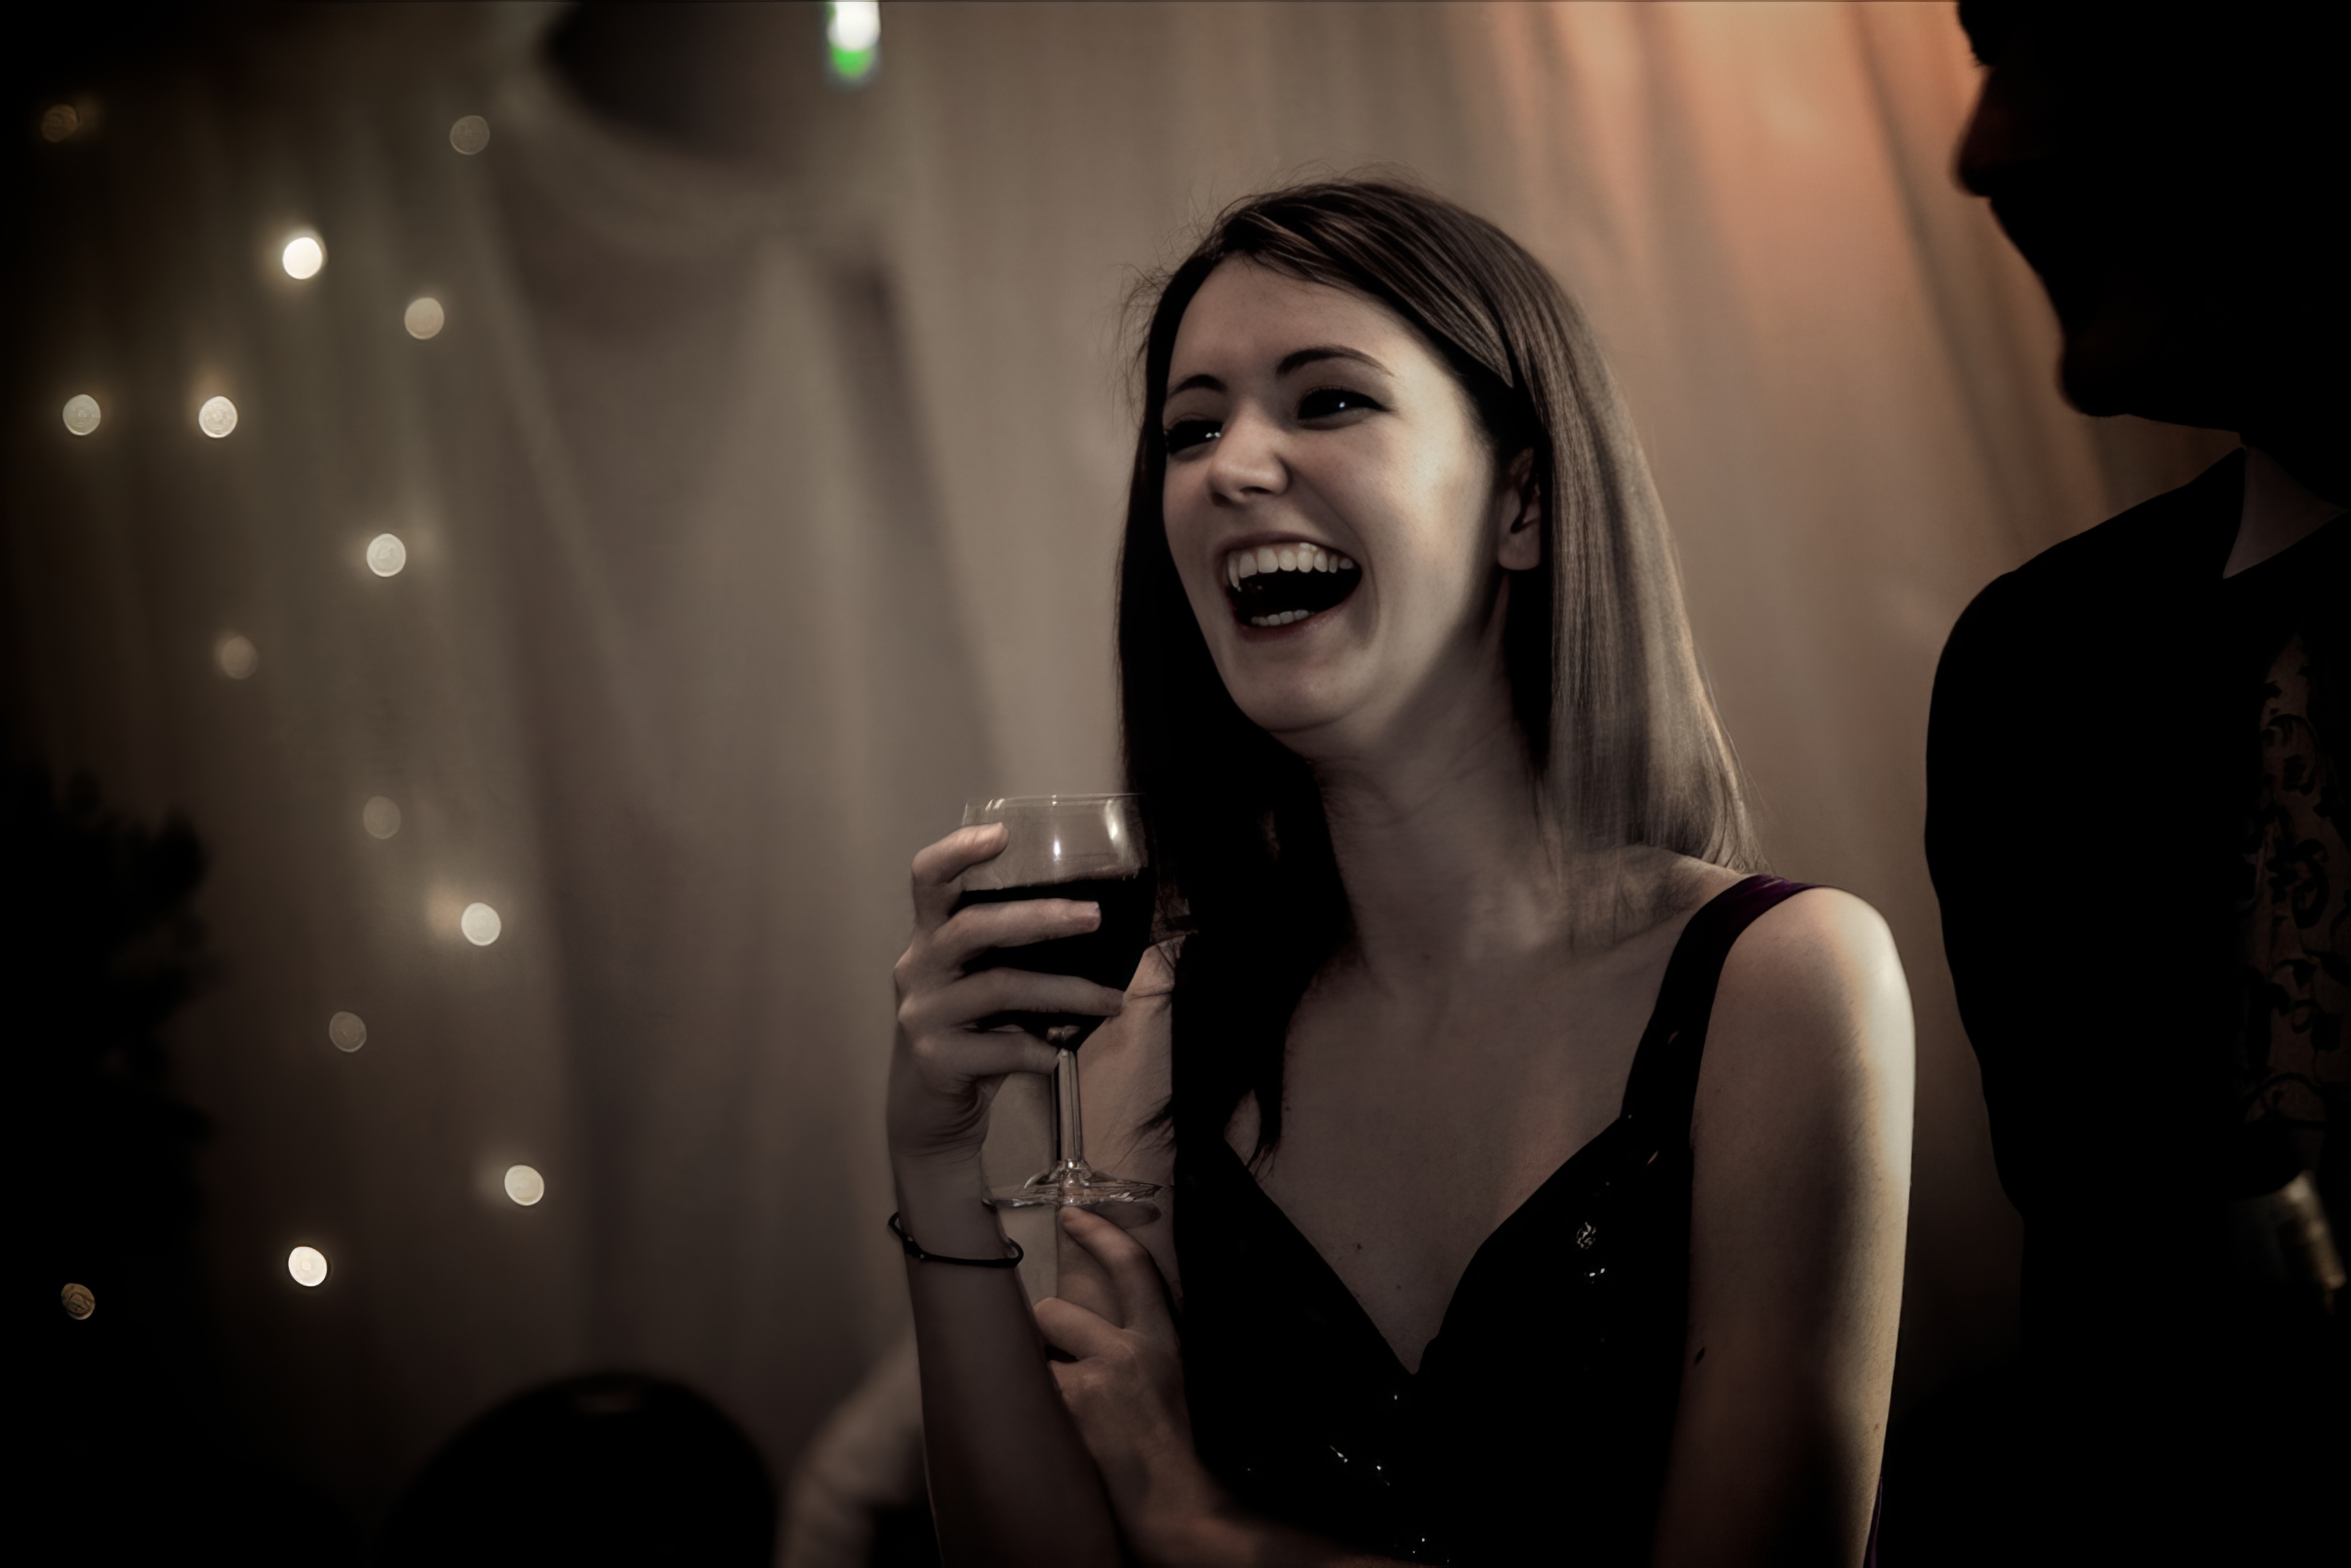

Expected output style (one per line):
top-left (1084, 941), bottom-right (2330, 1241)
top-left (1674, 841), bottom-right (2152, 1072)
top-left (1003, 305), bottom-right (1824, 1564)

top-left (1119, 178), bottom-right (1758, 1161)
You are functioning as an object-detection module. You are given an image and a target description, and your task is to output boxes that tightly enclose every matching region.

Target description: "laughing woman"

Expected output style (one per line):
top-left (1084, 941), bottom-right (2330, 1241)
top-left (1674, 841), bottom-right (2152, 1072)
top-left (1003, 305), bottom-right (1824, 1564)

top-left (886, 181), bottom-right (1913, 1566)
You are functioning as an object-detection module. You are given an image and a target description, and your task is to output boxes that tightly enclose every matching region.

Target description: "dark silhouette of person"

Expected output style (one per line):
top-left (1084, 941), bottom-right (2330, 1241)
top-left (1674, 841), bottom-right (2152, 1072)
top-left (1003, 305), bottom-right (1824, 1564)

top-left (385, 1373), bottom-right (777, 1566)
top-left (1930, 2), bottom-right (2348, 1557)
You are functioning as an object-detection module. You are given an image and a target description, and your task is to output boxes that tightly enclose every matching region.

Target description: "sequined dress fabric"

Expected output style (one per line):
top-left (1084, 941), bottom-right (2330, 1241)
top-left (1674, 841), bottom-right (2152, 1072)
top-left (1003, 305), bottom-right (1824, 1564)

top-left (1173, 875), bottom-right (1815, 1565)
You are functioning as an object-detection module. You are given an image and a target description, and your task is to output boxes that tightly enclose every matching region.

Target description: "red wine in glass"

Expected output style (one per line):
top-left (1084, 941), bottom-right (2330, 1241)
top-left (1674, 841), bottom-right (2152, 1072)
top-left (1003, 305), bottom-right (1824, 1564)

top-left (953, 871), bottom-right (1157, 1045)
top-left (958, 795), bottom-right (1159, 1207)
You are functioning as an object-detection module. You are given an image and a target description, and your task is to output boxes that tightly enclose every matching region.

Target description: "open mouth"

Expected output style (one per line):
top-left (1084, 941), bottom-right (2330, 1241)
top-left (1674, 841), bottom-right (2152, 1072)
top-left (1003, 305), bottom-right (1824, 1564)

top-left (1222, 542), bottom-right (1360, 628)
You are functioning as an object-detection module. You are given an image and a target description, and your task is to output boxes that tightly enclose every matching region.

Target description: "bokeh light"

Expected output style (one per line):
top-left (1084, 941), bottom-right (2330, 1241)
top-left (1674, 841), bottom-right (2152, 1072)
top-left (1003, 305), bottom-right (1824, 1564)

top-left (198, 395), bottom-right (238, 438)
top-left (61, 1282), bottom-right (95, 1320)
top-left (461, 902), bottom-right (502, 946)
top-left (329, 1011), bottom-right (368, 1052)
top-left (449, 115), bottom-right (490, 155)
top-left (40, 104), bottom-right (80, 143)
top-left (216, 634), bottom-right (258, 680)
top-left (287, 1246), bottom-right (329, 1288)
top-left (61, 394), bottom-right (100, 436)
top-left (363, 795), bottom-right (402, 839)
top-left (828, 1), bottom-right (881, 83)
top-left (281, 234), bottom-right (325, 280)
top-left (367, 533), bottom-right (408, 576)
top-left (404, 296), bottom-right (445, 339)
top-left (504, 1165), bottom-right (546, 1206)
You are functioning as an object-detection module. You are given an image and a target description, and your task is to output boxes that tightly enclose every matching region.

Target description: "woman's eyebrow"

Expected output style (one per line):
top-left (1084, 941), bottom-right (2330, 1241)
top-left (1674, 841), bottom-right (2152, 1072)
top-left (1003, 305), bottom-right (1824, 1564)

top-left (1167, 346), bottom-right (1391, 401)
top-left (1277, 345), bottom-right (1388, 377)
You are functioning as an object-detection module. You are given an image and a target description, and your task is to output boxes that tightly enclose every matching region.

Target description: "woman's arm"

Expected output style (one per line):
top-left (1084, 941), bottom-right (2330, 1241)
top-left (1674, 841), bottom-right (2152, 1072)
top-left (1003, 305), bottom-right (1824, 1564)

top-left (887, 825), bottom-right (1134, 1567)
top-left (1650, 888), bottom-right (1915, 1566)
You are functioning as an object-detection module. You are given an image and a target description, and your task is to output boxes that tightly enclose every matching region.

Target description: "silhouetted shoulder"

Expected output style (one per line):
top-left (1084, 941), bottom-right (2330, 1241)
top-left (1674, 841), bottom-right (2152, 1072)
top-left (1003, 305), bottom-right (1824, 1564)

top-left (1944, 450), bottom-right (2244, 670)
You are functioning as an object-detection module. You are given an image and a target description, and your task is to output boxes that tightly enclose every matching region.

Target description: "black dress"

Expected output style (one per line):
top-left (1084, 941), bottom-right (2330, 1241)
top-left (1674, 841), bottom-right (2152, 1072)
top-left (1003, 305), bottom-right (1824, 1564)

top-left (1173, 875), bottom-right (1817, 1565)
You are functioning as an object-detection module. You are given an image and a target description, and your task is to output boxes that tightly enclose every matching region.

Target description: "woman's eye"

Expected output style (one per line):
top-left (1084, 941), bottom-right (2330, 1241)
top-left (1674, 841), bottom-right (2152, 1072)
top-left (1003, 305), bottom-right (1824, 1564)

top-left (1298, 386), bottom-right (1382, 421)
top-left (1164, 418), bottom-right (1221, 455)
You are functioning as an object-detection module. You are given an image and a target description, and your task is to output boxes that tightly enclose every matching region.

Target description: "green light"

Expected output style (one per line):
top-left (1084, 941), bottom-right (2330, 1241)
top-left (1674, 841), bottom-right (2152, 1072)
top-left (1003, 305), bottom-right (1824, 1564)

top-left (827, 2), bottom-right (880, 86)
top-left (830, 42), bottom-right (879, 84)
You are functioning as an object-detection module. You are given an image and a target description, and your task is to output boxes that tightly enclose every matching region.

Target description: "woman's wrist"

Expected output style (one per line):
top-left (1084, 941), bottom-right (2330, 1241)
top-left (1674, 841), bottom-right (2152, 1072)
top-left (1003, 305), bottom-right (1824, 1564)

top-left (890, 1152), bottom-right (1011, 1256)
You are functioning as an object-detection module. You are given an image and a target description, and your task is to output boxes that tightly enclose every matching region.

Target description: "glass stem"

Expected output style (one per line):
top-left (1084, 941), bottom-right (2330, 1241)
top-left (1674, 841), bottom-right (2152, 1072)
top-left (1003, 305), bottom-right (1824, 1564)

top-left (1053, 1047), bottom-right (1085, 1169)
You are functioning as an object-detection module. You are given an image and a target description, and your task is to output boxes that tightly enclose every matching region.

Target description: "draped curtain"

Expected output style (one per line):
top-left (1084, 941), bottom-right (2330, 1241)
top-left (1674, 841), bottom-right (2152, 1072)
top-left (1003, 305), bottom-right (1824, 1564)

top-left (3, 0), bottom-right (2230, 1522)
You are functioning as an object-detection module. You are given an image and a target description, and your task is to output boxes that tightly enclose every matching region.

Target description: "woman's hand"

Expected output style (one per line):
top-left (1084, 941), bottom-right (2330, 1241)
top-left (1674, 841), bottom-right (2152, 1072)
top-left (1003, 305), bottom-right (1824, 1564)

top-left (1037, 1208), bottom-right (1232, 1566)
top-left (887, 824), bottom-right (1130, 1167)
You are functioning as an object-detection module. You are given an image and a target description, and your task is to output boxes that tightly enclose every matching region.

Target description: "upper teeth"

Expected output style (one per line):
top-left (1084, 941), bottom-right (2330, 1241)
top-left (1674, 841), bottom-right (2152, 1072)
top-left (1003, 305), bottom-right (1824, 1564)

top-left (1226, 545), bottom-right (1357, 588)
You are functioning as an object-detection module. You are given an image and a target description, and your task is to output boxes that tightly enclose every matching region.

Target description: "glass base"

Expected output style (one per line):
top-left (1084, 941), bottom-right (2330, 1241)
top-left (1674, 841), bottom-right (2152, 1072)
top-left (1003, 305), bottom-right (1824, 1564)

top-left (992, 1158), bottom-right (1161, 1208)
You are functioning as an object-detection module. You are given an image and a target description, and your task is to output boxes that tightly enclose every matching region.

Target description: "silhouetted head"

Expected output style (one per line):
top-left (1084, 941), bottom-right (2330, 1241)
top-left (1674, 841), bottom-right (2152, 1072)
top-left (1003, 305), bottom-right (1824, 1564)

top-left (385, 1373), bottom-right (774, 1566)
top-left (1956, 3), bottom-right (2351, 447)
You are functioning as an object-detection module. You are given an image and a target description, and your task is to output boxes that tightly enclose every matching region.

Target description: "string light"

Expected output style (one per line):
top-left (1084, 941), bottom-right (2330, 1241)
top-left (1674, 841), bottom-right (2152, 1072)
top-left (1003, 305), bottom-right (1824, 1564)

top-left (61, 394), bottom-right (100, 436)
top-left (827, 2), bottom-right (880, 84)
top-left (362, 796), bottom-right (402, 839)
top-left (281, 234), bottom-right (325, 280)
top-left (61, 1283), bottom-right (95, 1320)
top-left (216, 634), bottom-right (258, 680)
top-left (198, 395), bottom-right (238, 438)
top-left (504, 1165), bottom-right (546, 1206)
top-left (366, 533), bottom-right (408, 577)
top-left (287, 1246), bottom-right (329, 1287)
top-left (449, 115), bottom-right (490, 155)
top-left (461, 902), bottom-right (502, 946)
top-left (404, 297), bottom-right (445, 339)
top-left (329, 1011), bottom-right (367, 1052)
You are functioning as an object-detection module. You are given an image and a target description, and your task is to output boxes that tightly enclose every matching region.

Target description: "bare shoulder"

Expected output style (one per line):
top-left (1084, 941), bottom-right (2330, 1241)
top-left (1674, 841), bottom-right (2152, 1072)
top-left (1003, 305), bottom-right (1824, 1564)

top-left (1698, 886), bottom-right (1914, 1166)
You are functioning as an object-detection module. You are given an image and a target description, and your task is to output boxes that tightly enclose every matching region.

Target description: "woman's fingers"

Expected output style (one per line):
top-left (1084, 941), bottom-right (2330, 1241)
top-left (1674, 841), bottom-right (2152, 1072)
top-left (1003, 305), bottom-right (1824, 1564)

top-left (1061, 1209), bottom-right (1177, 1341)
top-left (1034, 1295), bottom-right (1129, 1362)
top-left (908, 822), bottom-right (1008, 929)
top-left (929, 897), bottom-right (1102, 973)
top-left (898, 967), bottom-right (1127, 1039)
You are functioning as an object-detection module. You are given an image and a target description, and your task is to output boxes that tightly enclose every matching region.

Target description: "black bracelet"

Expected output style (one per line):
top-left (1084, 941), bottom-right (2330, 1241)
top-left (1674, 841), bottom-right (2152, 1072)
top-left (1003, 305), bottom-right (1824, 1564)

top-left (889, 1211), bottom-right (1025, 1268)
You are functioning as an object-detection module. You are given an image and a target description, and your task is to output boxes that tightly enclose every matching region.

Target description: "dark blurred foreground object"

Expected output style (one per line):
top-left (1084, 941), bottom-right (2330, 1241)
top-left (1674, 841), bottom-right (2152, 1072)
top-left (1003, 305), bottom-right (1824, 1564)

top-left (6, 754), bottom-right (359, 1559)
top-left (386, 1372), bottom-right (778, 1566)
top-left (1933, 2), bottom-right (2350, 1561)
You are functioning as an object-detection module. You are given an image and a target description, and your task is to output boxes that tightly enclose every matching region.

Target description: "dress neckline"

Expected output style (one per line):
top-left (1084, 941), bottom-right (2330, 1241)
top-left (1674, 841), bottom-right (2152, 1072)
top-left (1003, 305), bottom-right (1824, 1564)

top-left (1198, 873), bottom-right (1786, 1377)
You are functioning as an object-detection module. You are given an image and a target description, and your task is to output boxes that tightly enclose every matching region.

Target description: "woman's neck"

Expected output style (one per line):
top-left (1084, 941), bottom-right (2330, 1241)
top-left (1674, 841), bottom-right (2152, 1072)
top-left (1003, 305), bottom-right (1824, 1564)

top-left (1313, 685), bottom-right (1634, 996)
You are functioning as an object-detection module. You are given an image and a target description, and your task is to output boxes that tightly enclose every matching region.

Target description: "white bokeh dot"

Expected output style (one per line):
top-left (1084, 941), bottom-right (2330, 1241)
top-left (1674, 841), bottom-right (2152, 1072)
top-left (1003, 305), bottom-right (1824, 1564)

top-left (404, 297), bottom-right (445, 339)
top-left (504, 1165), bottom-right (546, 1206)
top-left (281, 234), bottom-right (324, 280)
top-left (40, 103), bottom-right (80, 143)
top-left (216, 634), bottom-right (258, 680)
top-left (198, 396), bottom-right (238, 438)
top-left (367, 533), bottom-right (408, 577)
top-left (362, 796), bottom-right (402, 839)
top-left (461, 902), bottom-right (502, 946)
top-left (449, 115), bottom-right (491, 155)
top-left (329, 1011), bottom-right (367, 1052)
top-left (62, 394), bottom-right (100, 436)
top-left (287, 1246), bottom-right (329, 1288)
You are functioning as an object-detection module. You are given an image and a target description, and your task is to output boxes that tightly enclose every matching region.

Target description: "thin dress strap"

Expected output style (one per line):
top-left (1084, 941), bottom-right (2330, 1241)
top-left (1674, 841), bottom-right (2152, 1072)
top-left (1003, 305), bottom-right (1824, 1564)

top-left (1620, 875), bottom-right (1819, 1132)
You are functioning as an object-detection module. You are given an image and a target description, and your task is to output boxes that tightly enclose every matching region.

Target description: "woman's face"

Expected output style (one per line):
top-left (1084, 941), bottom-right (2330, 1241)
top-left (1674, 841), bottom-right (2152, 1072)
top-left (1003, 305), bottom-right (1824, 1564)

top-left (1161, 259), bottom-right (1537, 762)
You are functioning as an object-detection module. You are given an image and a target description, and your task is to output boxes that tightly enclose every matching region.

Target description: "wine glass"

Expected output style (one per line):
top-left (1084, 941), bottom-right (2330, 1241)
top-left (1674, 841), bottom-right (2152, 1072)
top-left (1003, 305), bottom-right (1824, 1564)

top-left (957, 794), bottom-right (1161, 1207)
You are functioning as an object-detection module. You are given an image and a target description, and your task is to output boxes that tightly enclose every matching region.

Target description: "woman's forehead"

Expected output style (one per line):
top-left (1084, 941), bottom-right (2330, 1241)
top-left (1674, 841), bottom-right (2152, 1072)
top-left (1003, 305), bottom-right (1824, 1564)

top-left (1168, 259), bottom-right (1418, 379)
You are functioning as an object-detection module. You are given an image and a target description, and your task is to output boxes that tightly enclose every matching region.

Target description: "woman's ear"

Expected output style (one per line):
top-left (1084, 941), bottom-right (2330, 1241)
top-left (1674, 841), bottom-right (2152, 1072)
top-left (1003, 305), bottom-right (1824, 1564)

top-left (1495, 449), bottom-right (1543, 572)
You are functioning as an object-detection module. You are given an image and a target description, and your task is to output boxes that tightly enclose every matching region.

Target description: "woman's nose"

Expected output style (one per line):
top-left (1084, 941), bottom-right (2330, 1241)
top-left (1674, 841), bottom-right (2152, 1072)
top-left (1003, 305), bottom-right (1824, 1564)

top-left (1204, 406), bottom-right (1286, 504)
